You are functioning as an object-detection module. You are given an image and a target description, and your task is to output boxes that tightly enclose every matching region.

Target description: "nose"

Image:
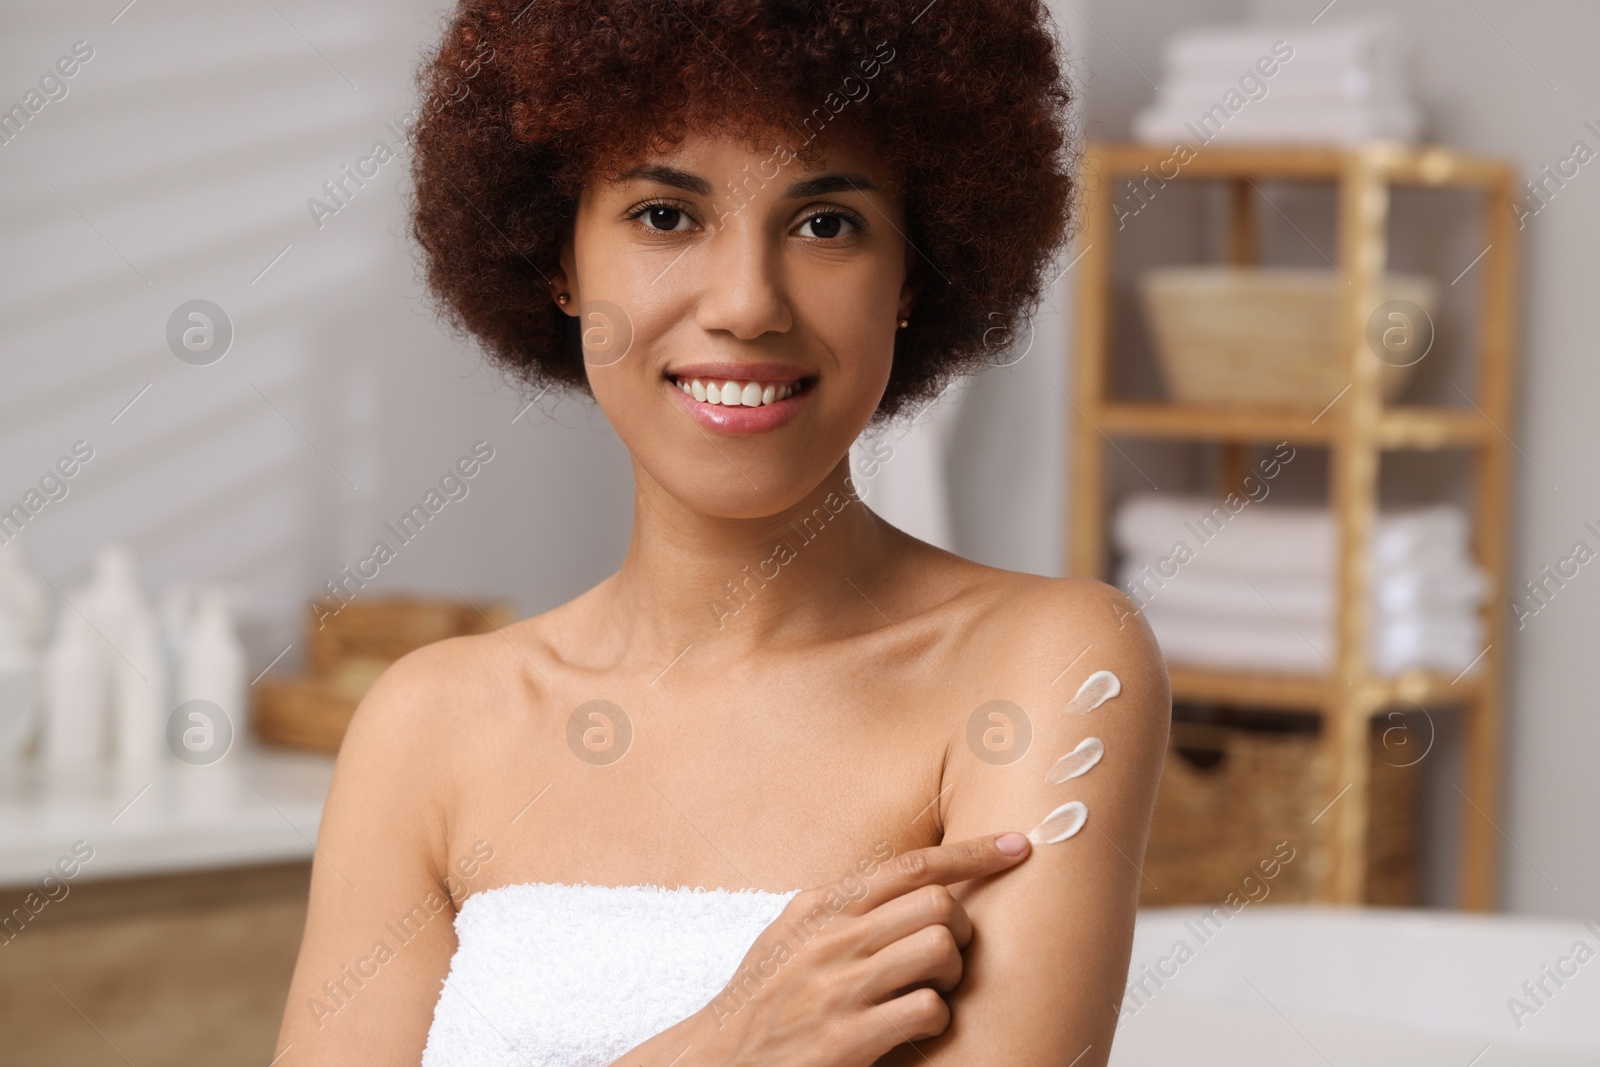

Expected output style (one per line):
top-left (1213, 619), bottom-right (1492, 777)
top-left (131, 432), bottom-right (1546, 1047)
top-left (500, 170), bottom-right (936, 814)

top-left (692, 218), bottom-right (793, 340)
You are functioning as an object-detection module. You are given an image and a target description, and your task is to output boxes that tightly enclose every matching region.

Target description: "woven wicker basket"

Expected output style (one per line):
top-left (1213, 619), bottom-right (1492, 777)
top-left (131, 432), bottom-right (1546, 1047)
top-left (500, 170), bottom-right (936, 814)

top-left (253, 596), bottom-right (516, 753)
top-left (1138, 266), bottom-right (1439, 408)
top-left (1141, 716), bottom-right (1419, 906)
top-left (254, 676), bottom-right (361, 753)
top-left (306, 597), bottom-right (515, 674)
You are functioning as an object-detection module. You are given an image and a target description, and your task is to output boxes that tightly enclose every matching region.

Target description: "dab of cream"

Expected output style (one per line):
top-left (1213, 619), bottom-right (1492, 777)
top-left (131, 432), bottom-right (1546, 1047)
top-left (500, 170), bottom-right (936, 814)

top-left (1069, 670), bottom-right (1121, 714)
top-left (1026, 800), bottom-right (1088, 845)
top-left (1046, 737), bottom-right (1104, 784)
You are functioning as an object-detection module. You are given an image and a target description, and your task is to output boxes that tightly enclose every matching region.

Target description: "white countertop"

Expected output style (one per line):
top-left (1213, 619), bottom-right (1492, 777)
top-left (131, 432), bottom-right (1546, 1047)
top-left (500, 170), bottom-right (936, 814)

top-left (0, 742), bottom-right (336, 887)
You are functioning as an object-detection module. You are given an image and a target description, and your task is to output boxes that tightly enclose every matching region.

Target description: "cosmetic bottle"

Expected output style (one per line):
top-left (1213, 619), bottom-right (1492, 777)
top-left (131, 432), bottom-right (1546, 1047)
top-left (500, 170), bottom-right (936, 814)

top-left (173, 585), bottom-right (246, 813)
top-left (0, 544), bottom-right (46, 650)
top-left (0, 604), bottom-right (38, 768)
top-left (80, 545), bottom-right (143, 645)
top-left (42, 606), bottom-right (107, 773)
top-left (178, 585), bottom-right (247, 732)
top-left (159, 583), bottom-right (195, 714)
top-left (115, 600), bottom-right (167, 779)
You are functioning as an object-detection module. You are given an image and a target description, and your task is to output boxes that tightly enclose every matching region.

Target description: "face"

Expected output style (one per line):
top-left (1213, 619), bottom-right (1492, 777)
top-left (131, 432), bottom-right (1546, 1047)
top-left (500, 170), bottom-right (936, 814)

top-left (553, 124), bottom-right (916, 519)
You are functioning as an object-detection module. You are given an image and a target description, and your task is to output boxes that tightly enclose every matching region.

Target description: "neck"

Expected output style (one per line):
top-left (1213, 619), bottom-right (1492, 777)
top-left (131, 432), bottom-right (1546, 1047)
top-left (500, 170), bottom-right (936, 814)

top-left (600, 456), bottom-right (907, 663)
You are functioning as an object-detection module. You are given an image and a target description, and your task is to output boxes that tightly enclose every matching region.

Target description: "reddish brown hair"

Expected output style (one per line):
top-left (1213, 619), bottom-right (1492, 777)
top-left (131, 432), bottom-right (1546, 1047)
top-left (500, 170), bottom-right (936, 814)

top-left (410, 0), bottom-right (1077, 420)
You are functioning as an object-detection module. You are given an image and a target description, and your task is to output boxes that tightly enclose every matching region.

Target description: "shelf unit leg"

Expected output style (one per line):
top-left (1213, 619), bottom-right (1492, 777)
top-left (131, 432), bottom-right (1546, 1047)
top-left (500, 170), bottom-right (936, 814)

top-left (1452, 173), bottom-right (1519, 912)
top-left (1215, 183), bottom-right (1257, 504)
top-left (1068, 165), bottom-right (1115, 579)
top-left (1458, 689), bottom-right (1503, 910)
top-left (1218, 443), bottom-right (1249, 497)
top-left (1325, 150), bottom-right (1389, 904)
top-left (1228, 178), bottom-right (1257, 265)
top-left (1327, 701), bottom-right (1375, 904)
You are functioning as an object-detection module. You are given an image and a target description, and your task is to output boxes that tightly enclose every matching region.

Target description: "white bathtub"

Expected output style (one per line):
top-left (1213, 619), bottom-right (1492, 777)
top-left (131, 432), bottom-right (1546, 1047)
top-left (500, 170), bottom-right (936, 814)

top-left (1109, 906), bottom-right (1600, 1066)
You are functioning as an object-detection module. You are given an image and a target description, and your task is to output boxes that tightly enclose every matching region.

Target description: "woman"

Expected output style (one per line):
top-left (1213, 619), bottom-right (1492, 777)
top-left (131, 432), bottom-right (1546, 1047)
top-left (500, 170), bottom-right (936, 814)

top-left (276, 1), bottom-right (1169, 1064)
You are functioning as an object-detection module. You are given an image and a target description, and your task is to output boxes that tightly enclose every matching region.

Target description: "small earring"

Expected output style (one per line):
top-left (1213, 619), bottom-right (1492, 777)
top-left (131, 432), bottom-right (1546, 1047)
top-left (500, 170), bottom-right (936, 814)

top-left (557, 292), bottom-right (570, 306)
top-left (898, 318), bottom-right (909, 329)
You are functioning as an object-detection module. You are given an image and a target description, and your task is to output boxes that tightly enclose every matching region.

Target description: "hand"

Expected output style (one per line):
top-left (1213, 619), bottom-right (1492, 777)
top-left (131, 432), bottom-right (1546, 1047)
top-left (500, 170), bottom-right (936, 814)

top-left (697, 832), bottom-right (1033, 1067)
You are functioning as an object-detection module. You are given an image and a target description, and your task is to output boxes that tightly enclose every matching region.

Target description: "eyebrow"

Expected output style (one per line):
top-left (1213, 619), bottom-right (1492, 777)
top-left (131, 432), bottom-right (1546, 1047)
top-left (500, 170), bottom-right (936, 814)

top-left (618, 164), bottom-right (878, 199)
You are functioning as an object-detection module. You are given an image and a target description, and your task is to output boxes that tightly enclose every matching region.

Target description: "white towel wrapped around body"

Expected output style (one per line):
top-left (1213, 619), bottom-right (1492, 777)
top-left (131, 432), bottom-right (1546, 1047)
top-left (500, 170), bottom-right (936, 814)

top-left (422, 881), bottom-right (799, 1067)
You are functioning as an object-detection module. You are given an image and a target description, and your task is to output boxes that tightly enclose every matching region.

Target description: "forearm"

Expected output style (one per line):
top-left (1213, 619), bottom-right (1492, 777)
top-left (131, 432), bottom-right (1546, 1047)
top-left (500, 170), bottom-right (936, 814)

top-left (605, 1004), bottom-right (735, 1067)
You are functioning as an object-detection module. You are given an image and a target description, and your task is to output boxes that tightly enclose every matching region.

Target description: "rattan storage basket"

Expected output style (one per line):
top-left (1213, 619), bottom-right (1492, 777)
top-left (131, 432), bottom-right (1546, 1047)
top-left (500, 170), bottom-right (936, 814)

top-left (1141, 716), bottom-right (1420, 906)
top-left (254, 675), bottom-right (363, 753)
top-left (1138, 266), bottom-right (1439, 408)
top-left (304, 597), bottom-right (515, 674)
top-left (254, 596), bottom-right (516, 752)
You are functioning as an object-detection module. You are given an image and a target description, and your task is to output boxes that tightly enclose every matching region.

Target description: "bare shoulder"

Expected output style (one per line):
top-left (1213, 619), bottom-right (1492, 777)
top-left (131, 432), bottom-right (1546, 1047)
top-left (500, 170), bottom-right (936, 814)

top-left (320, 636), bottom-right (479, 873)
top-left (327, 614), bottom-right (559, 859)
top-left (345, 616), bottom-right (553, 745)
top-left (279, 613), bottom-right (568, 1045)
top-left (970, 569), bottom-right (1171, 806)
top-left (882, 571), bottom-right (1171, 1063)
top-left (277, 621), bottom-right (560, 1061)
top-left (930, 565), bottom-right (1172, 829)
top-left (955, 569), bottom-right (1169, 725)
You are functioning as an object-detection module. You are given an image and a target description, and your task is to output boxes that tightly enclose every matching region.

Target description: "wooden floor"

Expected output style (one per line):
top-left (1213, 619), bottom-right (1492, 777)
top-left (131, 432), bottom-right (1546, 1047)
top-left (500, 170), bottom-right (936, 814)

top-left (0, 863), bottom-right (311, 1067)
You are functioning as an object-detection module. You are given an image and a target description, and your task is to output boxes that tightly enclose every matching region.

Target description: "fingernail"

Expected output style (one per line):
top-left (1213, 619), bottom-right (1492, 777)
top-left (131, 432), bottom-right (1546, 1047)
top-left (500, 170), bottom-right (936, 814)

top-left (995, 832), bottom-right (1029, 856)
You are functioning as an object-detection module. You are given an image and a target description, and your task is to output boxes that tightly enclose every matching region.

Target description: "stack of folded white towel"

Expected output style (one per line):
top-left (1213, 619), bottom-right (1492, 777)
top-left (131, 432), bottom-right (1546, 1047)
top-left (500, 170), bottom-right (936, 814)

top-left (1113, 493), bottom-right (1489, 676)
top-left (1132, 16), bottom-right (1422, 147)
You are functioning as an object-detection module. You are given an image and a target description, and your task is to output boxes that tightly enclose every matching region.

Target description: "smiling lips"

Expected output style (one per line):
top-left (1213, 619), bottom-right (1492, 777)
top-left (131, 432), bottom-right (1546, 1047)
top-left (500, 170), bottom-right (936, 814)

top-left (664, 368), bottom-right (813, 434)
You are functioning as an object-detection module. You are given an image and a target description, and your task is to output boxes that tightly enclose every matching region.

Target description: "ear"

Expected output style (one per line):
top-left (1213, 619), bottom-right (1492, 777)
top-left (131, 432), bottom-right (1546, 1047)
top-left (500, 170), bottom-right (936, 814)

top-left (550, 231), bottom-right (579, 316)
top-left (897, 243), bottom-right (919, 322)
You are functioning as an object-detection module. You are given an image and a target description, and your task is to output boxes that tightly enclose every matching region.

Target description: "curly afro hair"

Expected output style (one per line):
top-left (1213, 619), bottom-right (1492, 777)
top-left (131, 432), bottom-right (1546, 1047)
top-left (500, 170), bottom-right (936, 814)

top-left (410, 0), bottom-right (1078, 421)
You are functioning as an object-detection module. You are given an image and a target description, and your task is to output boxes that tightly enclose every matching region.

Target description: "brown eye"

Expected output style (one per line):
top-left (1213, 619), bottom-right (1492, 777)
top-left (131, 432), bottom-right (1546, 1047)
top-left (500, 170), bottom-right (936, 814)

top-left (798, 213), bottom-right (852, 239)
top-left (641, 206), bottom-right (690, 231)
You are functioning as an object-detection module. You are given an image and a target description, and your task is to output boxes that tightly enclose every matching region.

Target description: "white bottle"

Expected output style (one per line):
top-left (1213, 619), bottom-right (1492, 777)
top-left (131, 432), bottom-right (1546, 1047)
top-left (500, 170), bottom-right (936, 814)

top-left (115, 601), bottom-right (167, 779)
top-left (173, 586), bottom-right (246, 815)
top-left (42, 606), bottom-right (107, 773)
top-left (178, 586), bottom-right (247, 739)
top-left (0, 605), bottom-right (38, 767)
top-left (80, 545), bottom-right (143, 646)
top-left (159, 583), bottom-right (195, 716)
top-left (0, 544), bottom-right (46, 650)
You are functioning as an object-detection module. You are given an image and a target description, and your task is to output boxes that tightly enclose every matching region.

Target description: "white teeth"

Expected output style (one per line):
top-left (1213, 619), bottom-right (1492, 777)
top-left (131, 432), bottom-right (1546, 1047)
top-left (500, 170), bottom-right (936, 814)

top-left (677, 377), bottom-right (802, 408)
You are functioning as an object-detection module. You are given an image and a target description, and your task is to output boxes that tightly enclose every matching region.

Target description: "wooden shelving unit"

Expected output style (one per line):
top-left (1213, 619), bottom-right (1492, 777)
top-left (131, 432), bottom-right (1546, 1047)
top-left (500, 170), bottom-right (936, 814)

top-left (1067, 141), bottom-right (1520, 910)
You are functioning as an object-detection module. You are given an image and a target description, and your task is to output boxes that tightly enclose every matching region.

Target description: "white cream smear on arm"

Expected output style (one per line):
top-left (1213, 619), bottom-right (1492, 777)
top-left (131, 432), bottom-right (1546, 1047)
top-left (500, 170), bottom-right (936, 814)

top-left (1025, 670), bottom-right (1125, 845)
top-left (1026, 801), bottom-right (1088, 845)
top-left (1045, 736), bottom-right (1104, 784)
top-left (1068, 669), bottom-right (1121, 714)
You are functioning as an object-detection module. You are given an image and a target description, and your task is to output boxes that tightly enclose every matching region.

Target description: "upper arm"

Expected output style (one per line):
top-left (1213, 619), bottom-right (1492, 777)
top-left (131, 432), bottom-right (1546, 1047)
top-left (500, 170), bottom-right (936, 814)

top-left (274, 641), bottom-right (466, 1066)
top-left (885, 578), bottom-right (1170, 1066)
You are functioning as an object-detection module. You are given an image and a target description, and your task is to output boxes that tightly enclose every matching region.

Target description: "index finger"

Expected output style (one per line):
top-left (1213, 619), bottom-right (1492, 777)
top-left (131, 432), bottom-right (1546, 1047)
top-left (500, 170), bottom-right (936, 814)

top-left (849, 832), bottom-right (1031, 913)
